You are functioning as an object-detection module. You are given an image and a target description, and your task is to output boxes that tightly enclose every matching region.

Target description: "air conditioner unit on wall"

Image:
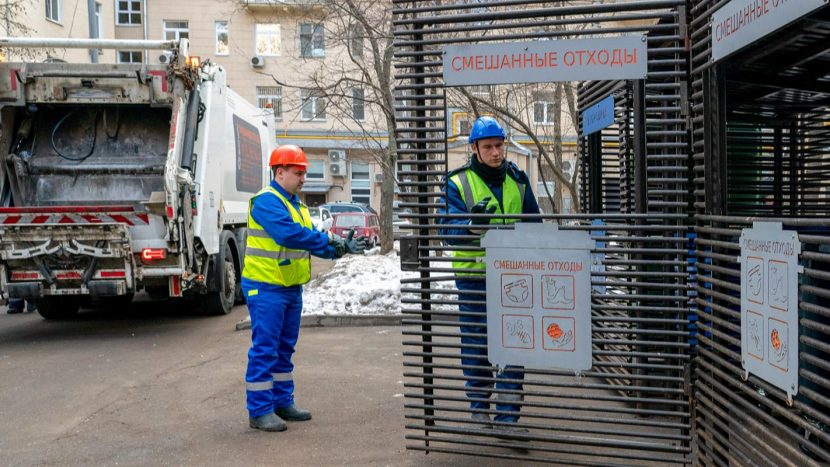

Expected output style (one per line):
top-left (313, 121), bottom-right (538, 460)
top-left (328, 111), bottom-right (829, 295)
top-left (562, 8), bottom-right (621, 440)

top-left (328, 149), bottom-right (346, 161)
top-left (158, 51), bottom-right (173, 64)
top-left (328, 149), bottom-right (346, 177)
top-left (373, 173), bottom-right (383, 183)
top-left (251, 55), bottom-right (265, 68)
top-left (329, 161), bottom-right (346, 176)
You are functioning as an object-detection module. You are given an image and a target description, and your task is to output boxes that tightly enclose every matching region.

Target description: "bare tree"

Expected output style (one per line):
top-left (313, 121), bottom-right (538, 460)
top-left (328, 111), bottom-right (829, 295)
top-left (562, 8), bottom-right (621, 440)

top-left (1, 0), bottom-right (39, 60)
top-left (308, 0), bottom-right (399, 254)
top-left (231, 0), bottom-right (399, 254)
top-left (449, 81), bottom-right (582, 213)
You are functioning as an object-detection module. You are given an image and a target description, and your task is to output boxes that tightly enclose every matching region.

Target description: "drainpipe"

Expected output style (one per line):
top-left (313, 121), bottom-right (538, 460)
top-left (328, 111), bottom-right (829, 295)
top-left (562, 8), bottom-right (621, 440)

top-left (143, 0), bottom-right (149, 63)
top-left (509, 135), bottom-right (533, 188)
top-left (86, 0), bottom-right (98, 62)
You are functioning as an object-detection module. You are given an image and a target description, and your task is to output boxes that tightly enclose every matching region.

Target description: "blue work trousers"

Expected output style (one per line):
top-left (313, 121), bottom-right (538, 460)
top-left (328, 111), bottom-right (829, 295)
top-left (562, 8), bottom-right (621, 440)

top-left (242, 279), bottom-right (303, 418)
top-left (457, 278), bottom-right (524, 422)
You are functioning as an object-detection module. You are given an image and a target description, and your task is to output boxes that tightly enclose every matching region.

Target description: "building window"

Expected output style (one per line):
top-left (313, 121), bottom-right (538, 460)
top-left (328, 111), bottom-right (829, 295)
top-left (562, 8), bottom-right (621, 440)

top-left (301, 89), bottom-right (326, 121)
top-left (214, 21), bottom-right (229, 55)
top-left (94, 2), bottom-right (103, 39)
top-left (306, 161), bottom-right (324, 181)
top-left (116, 0), bottom-right (141, 26)
top-left (350, 162), bottom-right (371, 204)
top-left (533, 101), bottom-right (555, 125)
top-left (350, 24), bottom-right (363, 58)
top-left (458, 116), bottom-right (471, 136)
top-left (255, 24), bottom-right (281, 57)
top-left (45, 0), bottom-right (61, 23)
top-left (394, 89), bottom-right (409, 119)
top-left (163, 20), bottom-right (189, 41)
top-left (352, 88), bottom-right (365, 121)
top-left (256, 86), bottom-right (282, 121)
top-left (117, 50), bottom-right (143, 64)
top-left (470, 85), bottom-right (489, 97)
top-left (299, 23), bottom-right (325, 58)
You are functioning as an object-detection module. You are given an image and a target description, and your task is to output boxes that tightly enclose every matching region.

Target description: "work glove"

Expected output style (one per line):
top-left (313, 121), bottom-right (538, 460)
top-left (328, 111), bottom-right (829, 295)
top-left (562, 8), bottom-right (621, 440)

top-left (328, 232), bottom-right (346, 258)
top-left (344, 230), bottom-right (368, 255)
top-left (470, 196), bottom-right (497, 225)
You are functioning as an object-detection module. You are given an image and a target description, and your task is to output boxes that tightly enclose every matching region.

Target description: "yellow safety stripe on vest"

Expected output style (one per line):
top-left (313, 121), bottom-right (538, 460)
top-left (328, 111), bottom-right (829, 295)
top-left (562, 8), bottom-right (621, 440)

top-left (248, 289), bottom-right (258, 297)
top-left (247, 229), bottom-right (273, 239)
top-left (246, 247), bottom-right (310, 261)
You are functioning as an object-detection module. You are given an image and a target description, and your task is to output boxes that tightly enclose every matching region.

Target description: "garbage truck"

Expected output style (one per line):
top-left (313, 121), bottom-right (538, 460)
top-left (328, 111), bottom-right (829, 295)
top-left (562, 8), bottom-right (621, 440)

top-left (0, 38), bottom-right (274, 318)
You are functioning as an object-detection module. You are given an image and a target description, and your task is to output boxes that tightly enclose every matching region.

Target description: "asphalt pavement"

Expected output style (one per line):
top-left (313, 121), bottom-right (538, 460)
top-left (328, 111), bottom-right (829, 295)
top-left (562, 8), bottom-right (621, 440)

top-left (0, 298), bottom-right (526, 466)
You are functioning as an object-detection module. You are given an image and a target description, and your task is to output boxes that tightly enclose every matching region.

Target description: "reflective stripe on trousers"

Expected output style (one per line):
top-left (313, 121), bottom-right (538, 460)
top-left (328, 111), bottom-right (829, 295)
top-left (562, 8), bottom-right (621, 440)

top-left (244, 278), bottom-right (303, 417)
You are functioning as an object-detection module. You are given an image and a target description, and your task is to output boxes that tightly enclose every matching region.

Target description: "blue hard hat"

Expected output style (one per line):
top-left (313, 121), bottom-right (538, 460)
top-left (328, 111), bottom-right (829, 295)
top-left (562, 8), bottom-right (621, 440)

top-left (468, 116), bottom-right (505, 144)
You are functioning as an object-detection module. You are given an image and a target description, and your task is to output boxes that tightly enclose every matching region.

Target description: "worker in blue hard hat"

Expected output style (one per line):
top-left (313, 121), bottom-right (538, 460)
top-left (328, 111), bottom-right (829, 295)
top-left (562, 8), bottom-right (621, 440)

top-left (439, 116), bottom-right (541, 433)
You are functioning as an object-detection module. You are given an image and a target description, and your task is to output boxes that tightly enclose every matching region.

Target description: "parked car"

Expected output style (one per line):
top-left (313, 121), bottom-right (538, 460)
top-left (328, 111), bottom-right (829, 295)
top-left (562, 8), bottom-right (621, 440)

top-left (308, 206), bottom-right (333, 232)
top-left (320, 201), bottom-right (377, 215)
top-left (331, 212), bottom-right (381, 248)
top-left (392, 201), bottom-right (413, 237)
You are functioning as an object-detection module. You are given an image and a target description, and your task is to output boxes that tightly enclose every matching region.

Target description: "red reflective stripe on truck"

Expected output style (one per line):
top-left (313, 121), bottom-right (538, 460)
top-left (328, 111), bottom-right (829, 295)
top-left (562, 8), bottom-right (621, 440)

top-left (32, 215), bottom-right (49, 224)
top-left (147, 70), bottom-right (168, 92)
top-left (58, 215), bottom-right (74, 224)
top-left (0, 206), bottom-right (135, 214)
top-left (81, 214), bottom-right (103, 223)
top-left (10, 271), bottom-right (40, 281)
top-left (56, 271), bottom-right (82, 280)
top-left (109, 214), bottom-right (133, 225)
top-left (2, 215), bottom-right (21, 224)
top-left (170, 276), bottom-right (182, 297)
top-left (169, 99), bottom-right (180, 150)
top-left (99, 270), bottom-right (126, 278)
top-left (9, 69), bottom-right (17, 91)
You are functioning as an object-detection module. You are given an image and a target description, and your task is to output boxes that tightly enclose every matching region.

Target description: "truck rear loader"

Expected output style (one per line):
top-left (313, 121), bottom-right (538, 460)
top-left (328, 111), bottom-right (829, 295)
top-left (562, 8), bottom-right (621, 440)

top-left (0, 38), bottom-right (274, 318)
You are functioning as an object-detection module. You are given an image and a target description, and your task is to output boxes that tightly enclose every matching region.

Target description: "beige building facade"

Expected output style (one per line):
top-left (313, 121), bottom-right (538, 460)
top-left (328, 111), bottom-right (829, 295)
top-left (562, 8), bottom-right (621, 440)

top-left (2, 0), bottom-right (116, 63)
top-left (3, 0), bottom-right (579, 213)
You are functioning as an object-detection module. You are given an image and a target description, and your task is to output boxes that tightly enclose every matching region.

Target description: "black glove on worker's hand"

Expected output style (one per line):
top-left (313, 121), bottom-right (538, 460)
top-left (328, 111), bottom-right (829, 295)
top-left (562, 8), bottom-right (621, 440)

top-left (328, 232), bottom-right (346, 258)
top-left (470, 196), bottom-right (497, 225)
top-left (344, 230), bottom-right (368, 255)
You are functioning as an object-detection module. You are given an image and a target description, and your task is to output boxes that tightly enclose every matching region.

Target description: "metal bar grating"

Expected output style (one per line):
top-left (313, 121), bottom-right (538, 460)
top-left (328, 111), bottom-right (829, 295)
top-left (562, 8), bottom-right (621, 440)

top-left (689, 0), bottom-right (830, 464)
top-left (393, 1), bottom-right (694, 464)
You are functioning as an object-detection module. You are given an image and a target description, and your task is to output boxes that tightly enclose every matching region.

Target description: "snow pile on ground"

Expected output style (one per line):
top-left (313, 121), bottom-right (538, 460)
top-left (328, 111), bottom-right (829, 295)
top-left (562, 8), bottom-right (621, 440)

top-left (302, 244), bottom-right (454, 316)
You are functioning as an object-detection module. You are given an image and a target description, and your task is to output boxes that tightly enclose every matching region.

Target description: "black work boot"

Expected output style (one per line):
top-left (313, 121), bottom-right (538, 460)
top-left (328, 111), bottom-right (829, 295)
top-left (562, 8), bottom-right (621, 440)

top-left (470, 412), bottom-right (492, 429)
top-left (275, 405), bottom-right (312, 421)
top-left (249, 412), bottom-right (287, 432)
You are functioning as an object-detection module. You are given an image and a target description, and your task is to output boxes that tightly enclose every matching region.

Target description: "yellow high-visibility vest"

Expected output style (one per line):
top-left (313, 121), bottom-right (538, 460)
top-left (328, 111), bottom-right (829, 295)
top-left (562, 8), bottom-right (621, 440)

top-left (449, 169), bottom-right (524, 275)
top-left (242, 186), bottom-right (313, 286)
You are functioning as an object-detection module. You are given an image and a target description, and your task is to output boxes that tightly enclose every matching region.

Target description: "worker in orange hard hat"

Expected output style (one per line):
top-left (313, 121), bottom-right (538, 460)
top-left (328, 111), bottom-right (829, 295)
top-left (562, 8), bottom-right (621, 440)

top-left (241, 144), bottom-right (367, 432)
top-left (267, 145), bottom-right (311, 195)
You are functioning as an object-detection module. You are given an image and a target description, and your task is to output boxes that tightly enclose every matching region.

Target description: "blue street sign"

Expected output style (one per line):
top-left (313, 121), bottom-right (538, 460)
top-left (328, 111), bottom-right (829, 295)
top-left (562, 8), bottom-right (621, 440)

top-left (582, 95), bottom-right (614, 136)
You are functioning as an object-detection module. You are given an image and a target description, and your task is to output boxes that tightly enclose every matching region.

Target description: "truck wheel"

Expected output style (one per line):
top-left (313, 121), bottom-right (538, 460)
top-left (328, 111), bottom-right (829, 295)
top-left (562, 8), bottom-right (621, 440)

top-left (234, 228), bottom-right (247, 305)
top-left (35, 296), bottom-right (81, 320)
top-left (200, 232), bottom-right (236, 315)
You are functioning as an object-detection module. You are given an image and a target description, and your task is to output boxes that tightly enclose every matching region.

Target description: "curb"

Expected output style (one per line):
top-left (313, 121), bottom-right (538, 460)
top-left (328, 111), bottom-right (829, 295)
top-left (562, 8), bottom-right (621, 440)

top-left (235, 314), bottom-right (403, 331)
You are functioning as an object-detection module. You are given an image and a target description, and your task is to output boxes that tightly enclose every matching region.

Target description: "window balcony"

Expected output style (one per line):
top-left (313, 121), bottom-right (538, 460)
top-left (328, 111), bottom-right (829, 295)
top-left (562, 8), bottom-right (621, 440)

top-left (242, 0), bottom-right (323, 9)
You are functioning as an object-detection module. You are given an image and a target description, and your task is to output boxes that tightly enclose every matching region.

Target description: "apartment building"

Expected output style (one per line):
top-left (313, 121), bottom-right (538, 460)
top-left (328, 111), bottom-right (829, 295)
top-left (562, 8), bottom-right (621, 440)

top-left (1, 0), bottom-right (116, 63)
top-left (2, 0), bottom-right (579, 213)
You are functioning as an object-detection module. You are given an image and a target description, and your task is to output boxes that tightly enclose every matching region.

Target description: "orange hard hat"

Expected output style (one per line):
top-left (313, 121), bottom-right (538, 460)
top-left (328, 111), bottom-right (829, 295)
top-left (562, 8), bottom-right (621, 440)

top-left (269, 144), bottom-right (310, 168)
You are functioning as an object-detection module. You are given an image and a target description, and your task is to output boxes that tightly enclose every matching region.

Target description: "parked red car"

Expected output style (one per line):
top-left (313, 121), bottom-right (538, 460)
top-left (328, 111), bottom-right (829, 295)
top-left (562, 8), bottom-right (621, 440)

top-left (330, 212), bottom-right (380, 248)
